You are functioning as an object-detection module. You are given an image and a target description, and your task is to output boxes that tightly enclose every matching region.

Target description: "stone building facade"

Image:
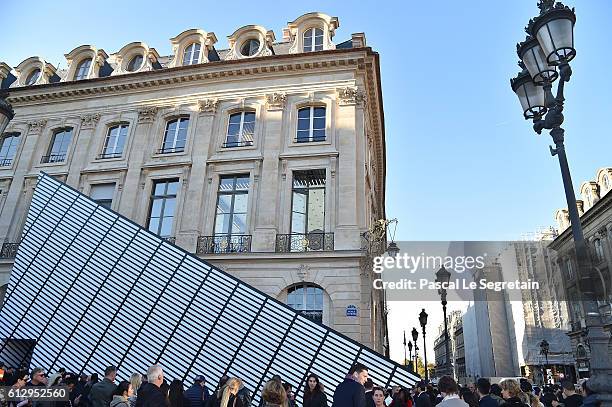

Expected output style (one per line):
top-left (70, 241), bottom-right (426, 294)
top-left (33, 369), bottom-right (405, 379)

top-left (549, 167), bottom-right (612, 379)
top-left (0, 13), bottom-right (389, 353)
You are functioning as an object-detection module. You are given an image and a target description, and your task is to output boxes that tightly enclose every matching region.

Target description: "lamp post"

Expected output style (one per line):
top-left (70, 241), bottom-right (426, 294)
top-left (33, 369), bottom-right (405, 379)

top-left (540, 339), bottom-right (550, 384)
top-left (412, 327), bottom-right (419, 373)
top-left (0, 91), bottom-right (14, 135)
top-left (408, 340), bottom-right (413, 371)
top-left (435, 266), bottom-right (452, 377)
top-left (510, 1), bottom-right (612, 402)
top-left (419, 308), bottom-right (428, 381)
top-left (403, 330), bottom-right (408, 366)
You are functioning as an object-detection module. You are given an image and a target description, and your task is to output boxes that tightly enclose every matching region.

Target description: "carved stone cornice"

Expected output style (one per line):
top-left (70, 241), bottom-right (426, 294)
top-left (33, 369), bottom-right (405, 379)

top-left (198, 99), bottom-right (219, 114)
top-left (265, 92), bottom-right (287, 111)
top-left (27, 120), bottom-right (47, 134)
top-left (80, 113), bottom-right (100, 129)
top-left (336, 86), bottom-right (366, 106)
top-left (137, 107), bottom-right (158, 123)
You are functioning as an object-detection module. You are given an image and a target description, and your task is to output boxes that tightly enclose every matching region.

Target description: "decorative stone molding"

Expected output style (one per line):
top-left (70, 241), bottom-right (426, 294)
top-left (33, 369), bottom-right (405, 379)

top-left (168, 29), bottom-right (217, 68)
top-left (337, 87), bottom-right (366, 106)
top-left (285, 12), bottom-right (339, 54)
top-left (12, 57), bottom-right (57, 87)
top-left (63, 45), bottom-right (108, 81)
top-left (80, 113), bottom-right (101, 129)
top-left (137, 107), bottom-right (158, 123)
top-left (265, 92), bottom-right (287, 110)
top-left (198, 99), bottom-right (219, 114)
top-left (297, 264), bottom-right (310, 281)
top-left (225, 25), bottom-right (275, 60)
top-left (330, 156), bottom-right (337, 179)
top-left (27, 120), bottom-right (47, 134)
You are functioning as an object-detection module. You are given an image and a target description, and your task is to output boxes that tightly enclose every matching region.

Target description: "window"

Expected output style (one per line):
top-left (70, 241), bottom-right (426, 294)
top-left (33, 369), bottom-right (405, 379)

top-left (0, 133), bottom-right (21, 166)
top-left (161, 117), bottom-right (189, 153)
top-left (240, 39), bottom-right (260, 56)
top-left (297, 106), bottom-right (326, 142)
top-left (74, 58), bottom-right (92, 80)
top-left (42, 128), bottom-right (72, 163)
top-left (25, 69), bottom-right (41, 85)
top-left (225, 111), bottom-right (255, 147)
top-left (291, 170), bottom-right (326, 235)
top-left (603, 175), bottom-right (610, 192)
top-left (215, 175), bottom-right (250, 236)
top-left (127, 55), bottom-right (143, 72)
top-left (183, 43), bottom-right (201, 66)
top-left (90, 183), bottom-right (115, 208)
top-left (100, 124), bottom-right (129, 158)
top-left (147, 179), bottom-right (179, 238)
top-left (287, 284), bottom-right (323, 323)
top-left (565, 259), bottom-right (574, 279)
top-left (303, 28), bottom-right (324, 52)
top-left (594, 239), bottom-right (605, 262)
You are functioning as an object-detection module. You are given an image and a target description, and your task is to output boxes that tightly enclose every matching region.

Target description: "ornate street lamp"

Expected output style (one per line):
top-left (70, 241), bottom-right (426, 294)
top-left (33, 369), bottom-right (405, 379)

top-left (540, 339), bottom-right (550, 365)
top-left (436, 266), bottom-right (452, 376)
top-left (408, 340), bottom-right (413, 371)
top-left (412, 327), bottom-right (419, 372)
top-left (0, 91), bottom-right (14, 135)
top-left (419, 308), bottom-right (429, 381)
top-left (511, 1), bottom-right (612, 399)
top-left (386, 218), bottom-right (399, 257)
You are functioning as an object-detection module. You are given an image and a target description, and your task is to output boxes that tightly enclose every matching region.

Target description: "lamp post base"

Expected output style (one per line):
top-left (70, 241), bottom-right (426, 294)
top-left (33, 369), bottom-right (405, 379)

top-left (584, 314), bottom-right (612, 407)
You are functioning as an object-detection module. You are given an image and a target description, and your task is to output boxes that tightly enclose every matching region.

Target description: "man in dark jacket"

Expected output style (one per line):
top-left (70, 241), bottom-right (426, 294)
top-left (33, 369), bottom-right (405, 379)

top-left (331, 363), bottom-right (369, 407)
top-left (185, 376), bottom-right (210, 407)
top-left (476, 379), bottom-right (499, 407)
top-left (136, 365), bottom-right (168, 407)
top-left (414, 382), bottom-right (432, 407)
top-left (90, 366), bottom-right (117, 407)
top-left (552, 381), bottom-right (582, 407)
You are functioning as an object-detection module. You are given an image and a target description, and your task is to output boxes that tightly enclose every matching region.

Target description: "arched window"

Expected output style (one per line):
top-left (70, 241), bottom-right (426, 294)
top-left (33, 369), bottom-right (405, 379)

top-left (225, 111), bottom-right (255, 147)
top-left (42, 128), bottom-right (73, 164)
top-left (25, 69), bottom-right (41, 85)
top-left (182, 43), bottom-right (201, 66)
top-left (161, 117), bottom-right (189, 153)
top-left (0, 133), bottom-right (21, 167)
top-left (303, 28), bottom-right (324, 52)
top-left (240, 39), bottom-right (260, 57)
top-left (100, 124), bottom-right (129, 158)
top-left (287, 284), bottom-right (323, 323)
top-left (297, 106), bottom-right (326, 142)
top-left (127, 55), bottom-right (143, 72)
top-left (74, 58), bottom-right (92, 80)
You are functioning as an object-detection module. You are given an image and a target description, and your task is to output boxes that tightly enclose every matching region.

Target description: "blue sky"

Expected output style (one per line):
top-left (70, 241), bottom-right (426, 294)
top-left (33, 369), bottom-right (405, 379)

top-left (3, 0), bottom-right (611, 369)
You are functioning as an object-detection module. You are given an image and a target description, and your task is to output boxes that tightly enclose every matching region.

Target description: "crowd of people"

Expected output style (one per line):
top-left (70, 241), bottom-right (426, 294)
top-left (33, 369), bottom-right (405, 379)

top-left (0, 362), bottom-right (601, 407)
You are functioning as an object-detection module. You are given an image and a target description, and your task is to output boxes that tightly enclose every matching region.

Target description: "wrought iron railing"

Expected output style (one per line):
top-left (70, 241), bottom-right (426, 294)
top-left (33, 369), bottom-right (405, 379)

top-left (161, 236), bottom-right (176, 245)
top-left (0, 158), bottom-right (12, 167)
top-left (0, 242), bottom-right (20, 258)
top-left (275, 232), bottom-right (334, 253)
top-left (157, 147), bottom-right (184, 154)
top-left (40, 153), bottom-right (66, 164)
top-left (295, 136), bottom-right (326, 143)
top-left (196, 234), bottom-right (252, 254)
top-left (222, 140), bottom-right (254, 148)
top-left (96, 152), bottom-right (123, 159)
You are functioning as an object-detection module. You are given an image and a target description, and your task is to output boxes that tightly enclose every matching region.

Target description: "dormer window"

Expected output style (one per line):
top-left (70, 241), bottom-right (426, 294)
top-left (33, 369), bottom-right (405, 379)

top-left (127, 55), bottom-right (143, 72)
top-left (182, 43), bottom-right (201, 65)
top-left (74, 58), bottom-right (92, 80)
top-left (303, 28), bottom-right (324, 52)
top-left (240, 39), bottom-right (261, 57)
top-left (25, 69), bottom-right (41, 85)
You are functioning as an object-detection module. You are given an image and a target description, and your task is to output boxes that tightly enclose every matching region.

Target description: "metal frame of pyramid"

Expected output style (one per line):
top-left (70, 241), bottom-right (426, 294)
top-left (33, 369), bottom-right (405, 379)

top-left (0, 173), bottom-right (419, 403)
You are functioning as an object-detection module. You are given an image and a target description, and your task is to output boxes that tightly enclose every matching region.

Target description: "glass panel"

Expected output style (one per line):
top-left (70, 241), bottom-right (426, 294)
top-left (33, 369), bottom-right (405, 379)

top-left (115, 126), bottom-right (128, 153)
top-left (163, 198), bottom-right (176, 216)
top-left (297, 118), bottom-right (310, 131)
top-left (241, 39), bottom-right (260, 56)
top-left (219, 177), bottom-right (234, 192)
top-left (217, 195), bottom-right (232, 214)
top-left (312, 129), bottom-right (325, 140)
top-left (292, 192), bottom-right (306, 213)
top-left (313, 117), bottom-right (325, 130)
top-left (231, 214), bottom-right (247, 234)
top-left (307, 188), bottom-right (325, 232)
top-left (160, 216), bottom-right (173, 237)
top-left (233, 194), bottom-right (248, 213)
top-left (227, 123), bottom-right (241, 136)
top-left (313, 107), bottom-right (325, 118)
top-left (291, 212), bottom-right (306, 234)
top-left (243, 112), bottom-right (256, 122)
top-left (215, 213), bottom-right (230, 234)
top-left (150, 199), bottom-right (163, 217)
top-left (75, 59), bottom-right (92, 80)
top-left (298, 108), bottom-right (310, 119)
top-left (235, 176), bottom-right (250, 191)
top-left (164, 121), bottom-right (177, 145)
top-left (90, 183), bottom-right (115, 200)
top-left (127, 55), bottom-right (143, 72)
top-left (166, 181), bottom-right (179, 196)
top-left (154, 182), bottom-right (166, 196)
top-left (229, 113), bottom-right (242, 124)
top-left (296, 130), bottom-right (310, 141)
top-left (26, 69), bottom-right (41, 85)
top-left (148, 217), bottom-right (159, 234)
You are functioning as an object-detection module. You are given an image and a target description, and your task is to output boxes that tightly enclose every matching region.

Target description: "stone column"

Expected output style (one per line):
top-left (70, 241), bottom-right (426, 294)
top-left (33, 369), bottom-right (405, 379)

top-left (251, 93), bottom-right (286, 252)
top-left (176, 99), bottom-right (218, 252)
top-left (66, 114), bottom-right (100, 188)
top-left (117, 107), bottom-right (158, 221)
top-left (334, 87), bottom-right (366, 250)
top-left (0, 120), bottom-right (47, 242)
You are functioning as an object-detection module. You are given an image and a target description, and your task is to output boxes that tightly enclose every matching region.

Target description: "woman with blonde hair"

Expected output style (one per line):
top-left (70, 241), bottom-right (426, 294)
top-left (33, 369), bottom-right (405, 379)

top-left (128, 373), bottom-right (142, 407)
top-left (220, 378), bottom-right (244, 407)
top-left (500, 380), bottom-right (529, 407)
top-left (262, 379), bottom-right (287, 407)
